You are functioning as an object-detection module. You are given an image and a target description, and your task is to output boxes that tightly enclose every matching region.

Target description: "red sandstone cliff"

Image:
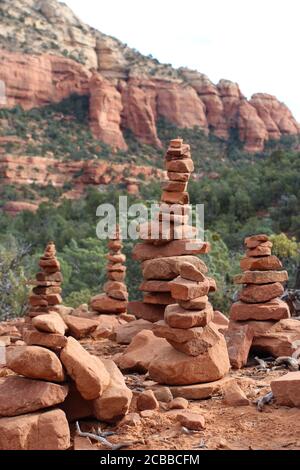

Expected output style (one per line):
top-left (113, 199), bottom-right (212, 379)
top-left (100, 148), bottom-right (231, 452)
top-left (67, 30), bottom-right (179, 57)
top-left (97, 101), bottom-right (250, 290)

top-left (0, 0), bottom-right (299, 153)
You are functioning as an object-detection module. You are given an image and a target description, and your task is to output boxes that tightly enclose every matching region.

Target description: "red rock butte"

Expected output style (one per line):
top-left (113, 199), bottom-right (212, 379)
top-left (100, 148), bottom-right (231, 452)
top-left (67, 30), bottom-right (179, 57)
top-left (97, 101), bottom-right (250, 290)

top-left (0, 0), bottom-right (299, 153)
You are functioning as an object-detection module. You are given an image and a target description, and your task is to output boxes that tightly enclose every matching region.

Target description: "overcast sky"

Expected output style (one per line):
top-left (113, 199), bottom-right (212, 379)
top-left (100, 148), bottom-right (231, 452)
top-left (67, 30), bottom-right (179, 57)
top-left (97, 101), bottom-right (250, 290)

top-left (65, 0), bottom-right (300, 120)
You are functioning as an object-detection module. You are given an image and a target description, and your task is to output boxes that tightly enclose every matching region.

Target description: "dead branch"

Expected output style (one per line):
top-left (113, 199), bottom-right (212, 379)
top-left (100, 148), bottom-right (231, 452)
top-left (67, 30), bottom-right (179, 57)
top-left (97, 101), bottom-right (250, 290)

top-left (273, 357), bottom-right (299, 371)
top-left (76, 421), bottom-right (133, 450)
top-left (256, 392), bottom-right (274, 412)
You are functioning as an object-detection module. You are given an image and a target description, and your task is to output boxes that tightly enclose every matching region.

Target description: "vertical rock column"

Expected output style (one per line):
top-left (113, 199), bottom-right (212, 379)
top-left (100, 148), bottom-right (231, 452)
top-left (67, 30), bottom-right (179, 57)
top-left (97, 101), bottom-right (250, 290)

top-left (128, 138), bottom-right (210, 323)
top-left (27, 241), bottom-right (63, 319)
top-left (90, 225), bottom-right (128, 314)
top-left (226, 234), bottom-right (290, 369)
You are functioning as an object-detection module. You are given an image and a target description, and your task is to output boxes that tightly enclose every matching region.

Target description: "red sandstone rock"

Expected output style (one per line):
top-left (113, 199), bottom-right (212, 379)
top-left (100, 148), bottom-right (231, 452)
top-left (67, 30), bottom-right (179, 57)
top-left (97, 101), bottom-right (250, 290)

top-left (239, 282), bottom-right (284, 303)
top-left (165, 159), bottom-right (194, 173)
top-left (167, 172), bottom-right (191, 182)
top-left (137, 390), bottom-right (159, 411)
top-left (230, 299), bottom-right (290, 321)
top-left (240, 256), bottom-right (282, 271)
top-left (165, 303), bottom-right (213, 329)
top-left (60, 337), bottom-right (110, 400)
top-left (225, 322), bottom-right (254, 369)
top-left (163, 181), bottom-right (188, 192)
top-left (180, 262), bottom-right (206, 282)
top-left (246, 246), bottom-right (272, 257)
top-left (0, 409), bottom-right (70, 450)
top-left (89, 73), bottom-right (127, 151)
top-left (176, 411), bottom-right (205, 430)
top-left (127, 301), bottom-right (165, 322)
top-left (143, 292), bottom-right (174, 305)
top-left (115, 319), bottom-right (155, 344)
top-left (142, 256), bottom-right (208, 280)
top-left (170, 276), bottom-right (210, 301)
top-left (169, 397), bottom-right (189, 410)
top-left (0, 376), bottom-right (68, 417)
top-left (234, 270), bottom-right (288, 285)
top-left (148, 336), bottom-right (230, 385)
top-left (133, 240), bottom-right (210, 261)
top-left (92, 359), bottom-right (132, 422)
top-left (60, 382), bottom-right (93, 422)
top-left (161, 191), bottom-right (189, 205)
top-left (7, 346), bottom-right (65, 382)
top-left (23, 328), bottom-right (68, 349)
top-left (271, 372), bottom-right (300, 407)
top-left (32, 312), bottom-right (66, 335)
top-left (169, 377), bottom-right (231, 400)
top-left (223, 380), bottom-right (249, 406)
top-left (64, 315), bottom-right (99, 339)
top-left (116, 330), bottom-right (167, 373)
top-left (139, 280), bottom-right (171, 292)
top-left (178, 295), bottom-right (209, 311)
top-left (90, 293), bottom-right (127, 313)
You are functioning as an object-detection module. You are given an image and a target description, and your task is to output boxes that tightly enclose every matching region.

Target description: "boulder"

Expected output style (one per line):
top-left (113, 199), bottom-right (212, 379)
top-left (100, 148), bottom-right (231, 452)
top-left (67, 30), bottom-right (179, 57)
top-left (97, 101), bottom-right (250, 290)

top-left (32, 312), bottom-right (66, 335)
top-left (60, 337), bottom-right (110, 400)
top-left (142, 256), bottom-right (208, 280)
top-left (0, 409), bottom-right (70, 450)
top-left (230, 299), bottom-right (290, 321)
top-left (23, 328), bottom-right (68, 349)
top-left (116, 330), bottom-right (168, 373)
top-left (92, 359), bottom-right (132, 422)
top-left (92, 315), bottom-right (121, 339)
top-left (271, 372), bottom-right (300, 407)
top-left (115, 319), bottom-right (155, 345)
top-left (234, 270), bottom-right (288, 285)
top-left (222, 380), bottom-right (249, 406)
top-left (0, 376), bottom-right (68, 417)
top-left (137, 390), bottom-right (159, 411)
top-left (170, 277), bottom-right (210, 301)
top-left (148, 336), bottom-right (230, 385)
top-left (133, 240), bottom-right (210, 262)
top-left (127, 302), bottom-right (165, 322)
top-left (7, 346), bottom-right (65, 382)
top-left (64, 316), bottom-right (99, 339)
top-left (170, 377), bottom-right (231, 400)
top-left (90, 294), bottom-right (127, 313)
top-left (176, 411), bottom-right (205, 430)
top-left (164, 303), bottom-right (214, 329)
top-left (240, 256), bottom-right (282, 271)
top-left (225, 322), bottom-right (254, 369)
top-left (239, 283), bottom-right (284, 303)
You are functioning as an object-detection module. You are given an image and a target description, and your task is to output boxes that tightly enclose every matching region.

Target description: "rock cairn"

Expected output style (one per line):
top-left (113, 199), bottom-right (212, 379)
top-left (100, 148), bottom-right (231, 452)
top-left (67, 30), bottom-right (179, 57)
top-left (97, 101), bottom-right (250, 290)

top-left (148, 261), bottom-right (230, 385)
top-left (226, 234), bottom-right (290, 369)
top-left (27, 241), bottom-right (63, 319)
top-left (0, 242), bottom-right (132, 451)
top-left (90, 225), bottom-right (128, 315)
top-left (128, 138), bottom-right (211, 323)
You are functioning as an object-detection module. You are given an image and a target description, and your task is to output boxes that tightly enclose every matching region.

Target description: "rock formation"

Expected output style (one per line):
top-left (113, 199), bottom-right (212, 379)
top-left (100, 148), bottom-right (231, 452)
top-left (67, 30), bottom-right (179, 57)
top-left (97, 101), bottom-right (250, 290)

top-left (0, 241), bottom-right (132, 450)
top-left (0, 0), bottom-right (299, 153)
top-left (126, 138), bottom-right (230, 385)
top-left (226, 234), bottom-right (293, 369)
top-left (90, 226), bottom-right (128, 315)
top-left (128, 138), bottom-right (210, 323)
top-left (27, 241), bottom-right (63, 318)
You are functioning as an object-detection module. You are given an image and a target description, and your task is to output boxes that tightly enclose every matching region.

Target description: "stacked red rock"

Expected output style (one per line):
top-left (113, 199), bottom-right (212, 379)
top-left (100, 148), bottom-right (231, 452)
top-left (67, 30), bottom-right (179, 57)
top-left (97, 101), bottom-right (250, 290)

top-left (128, 138), bottom-right (210, 323)
top-left (227, 234), bottom-right (290, 369)
top-left (0, 245), bottom-right (132, 450)
top-left (148, 262), bottom-right (230, 385)
top-left (90, 225), bottom-right (128, 314)
top-left (27, 242), bottom-right (63, 319)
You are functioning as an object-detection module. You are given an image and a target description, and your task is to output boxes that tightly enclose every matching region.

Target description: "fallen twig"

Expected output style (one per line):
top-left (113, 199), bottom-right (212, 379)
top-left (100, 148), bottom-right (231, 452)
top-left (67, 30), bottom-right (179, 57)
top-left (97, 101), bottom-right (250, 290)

top-left (256, 392), bottom-right (274, 412)
top-left (76, 422), bottom-right (132, 450)
top-left (255, 356), bottom-right (269, 371)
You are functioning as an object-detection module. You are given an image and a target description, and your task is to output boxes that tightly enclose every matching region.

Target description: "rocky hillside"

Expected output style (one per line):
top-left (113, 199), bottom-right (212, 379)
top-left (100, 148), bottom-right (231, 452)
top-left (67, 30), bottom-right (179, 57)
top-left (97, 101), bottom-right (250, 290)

top-left (0, 0), bottom-right (299, 154)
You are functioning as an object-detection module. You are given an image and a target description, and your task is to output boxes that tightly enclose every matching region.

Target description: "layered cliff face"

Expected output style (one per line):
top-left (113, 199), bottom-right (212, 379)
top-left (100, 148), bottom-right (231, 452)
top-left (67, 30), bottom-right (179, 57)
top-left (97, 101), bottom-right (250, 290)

top-left (0, 0), bottom-right (299, 153)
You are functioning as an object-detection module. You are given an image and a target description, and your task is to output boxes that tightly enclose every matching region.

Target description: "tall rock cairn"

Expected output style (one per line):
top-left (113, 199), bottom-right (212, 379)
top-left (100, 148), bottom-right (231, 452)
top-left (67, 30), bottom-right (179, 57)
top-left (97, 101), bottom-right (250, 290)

top-left (227, 234), bottom-right (290, 369)
top-left (148, 259), bottom-right (230, 385)
top-left (27, 241), bottom-right (63, 319)
top-left (129, 138), bottom-right (211, 323)
top-left (90, 225), bottom-right (128, 314)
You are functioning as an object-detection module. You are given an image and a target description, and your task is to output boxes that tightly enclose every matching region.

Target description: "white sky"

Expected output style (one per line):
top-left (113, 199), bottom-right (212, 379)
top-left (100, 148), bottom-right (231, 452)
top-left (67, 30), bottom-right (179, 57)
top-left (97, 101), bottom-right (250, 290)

top-left (64, 0), bottom-right (300, 120)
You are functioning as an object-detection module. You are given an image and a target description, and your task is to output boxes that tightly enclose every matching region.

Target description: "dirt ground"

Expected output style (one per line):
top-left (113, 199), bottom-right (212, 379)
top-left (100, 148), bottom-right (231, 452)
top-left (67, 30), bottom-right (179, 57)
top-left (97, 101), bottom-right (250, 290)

top-left (74, 338), bottom-right (300, 451)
